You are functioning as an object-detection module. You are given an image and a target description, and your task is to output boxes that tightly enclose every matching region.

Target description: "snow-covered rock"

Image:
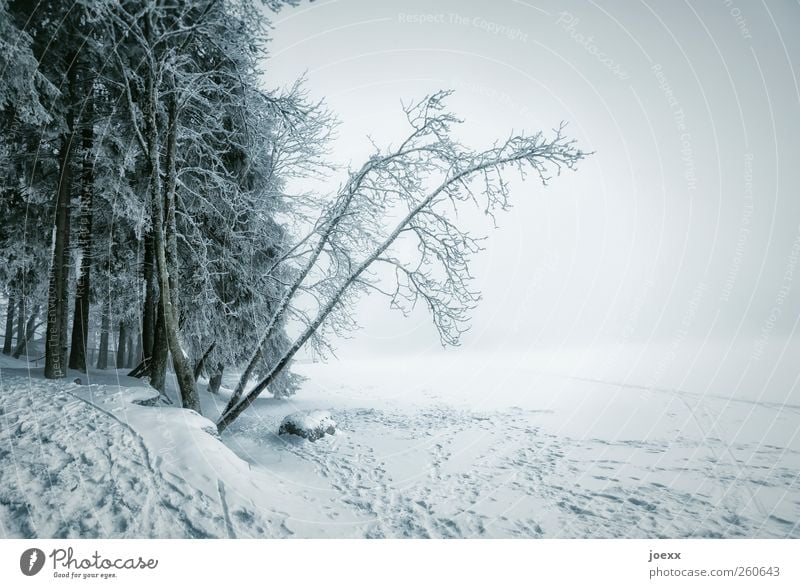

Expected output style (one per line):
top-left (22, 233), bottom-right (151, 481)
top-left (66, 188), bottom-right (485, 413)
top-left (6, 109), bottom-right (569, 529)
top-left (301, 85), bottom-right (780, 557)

top-left (279, 410), bottom-right (336, 441)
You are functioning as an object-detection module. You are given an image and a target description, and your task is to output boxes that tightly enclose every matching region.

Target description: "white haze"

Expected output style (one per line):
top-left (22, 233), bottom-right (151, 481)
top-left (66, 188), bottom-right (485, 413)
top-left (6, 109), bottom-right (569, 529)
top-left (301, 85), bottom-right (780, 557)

top-left (262, 0), bottom-right (800, 406)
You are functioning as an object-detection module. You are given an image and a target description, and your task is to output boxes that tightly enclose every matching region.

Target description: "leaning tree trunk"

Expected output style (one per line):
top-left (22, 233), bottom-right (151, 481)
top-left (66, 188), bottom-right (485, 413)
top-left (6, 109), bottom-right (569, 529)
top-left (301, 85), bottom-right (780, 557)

top-left (217, 295), bottom-right (332, 432)
top-left (68, 83), bottom-right (94, 372)
top-left (193, 341), bottom-right (216, 382)
top-left (44, 58), bottom-right (76, 379)
top-left (3, 292), bottom-right (15, 355)
top-left (96, 302), bottom-right (110, 369)
top-left (223, 158), bottom-right (375, 413)
top-left (218, 161), bottom-right (487, 430)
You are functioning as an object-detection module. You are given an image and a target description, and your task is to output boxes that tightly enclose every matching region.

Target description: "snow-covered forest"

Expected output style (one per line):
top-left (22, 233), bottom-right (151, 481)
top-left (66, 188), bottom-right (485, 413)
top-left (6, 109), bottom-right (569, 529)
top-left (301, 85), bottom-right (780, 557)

top-left (0, 0), bottom-right (583, 427)
top-left (1, 0), bottom-right (799, 540)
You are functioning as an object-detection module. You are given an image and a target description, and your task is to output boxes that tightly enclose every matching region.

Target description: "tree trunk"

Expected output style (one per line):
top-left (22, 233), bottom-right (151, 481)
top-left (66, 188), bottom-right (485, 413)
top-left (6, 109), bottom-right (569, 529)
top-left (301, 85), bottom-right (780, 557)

top-left (135, 332), bottom-right (143, 366)
top-left (126, 331), bottom-right (136, 368)
top-left (129, 332), bottom-right (136, 367)
top-left (12, 305), bottom-right (40, 359)
top-left (129, 234), bottom-right (157, 380)
top-left (116, 322), bottom-right (127, 369)
top-left (218, 174), bottom-right (446, 430)
top-left (96, 304), bottom-right (109, 369)
top-left (44, 132), bottom-right (73, 379)
top-left (68, 83), bottom-right (94, 372)
top-left (44, 59), bottom-right (76, 379)
top-left (217, 309), bottom-right (318, 432)
top-left (141, 232), bottom-right (156, 363)
top-left (148, 299), bottom-right (168, 392)
top-left (223, 162), bottom-right (374, 413)
top-left (89, 331), bottom-right (95, 366)
top-left (16, 296), bottom-right (24, 346)
top-left (208, 364), bottom-right (224, 395)
top-left (127, 359), bottom-right (147, 378)
top-left (146, 72), bottom-right (199, 412)
top-left (3, 292), bottom-right (15, 355)
top-left (193, 341), bottom-right (215, 381)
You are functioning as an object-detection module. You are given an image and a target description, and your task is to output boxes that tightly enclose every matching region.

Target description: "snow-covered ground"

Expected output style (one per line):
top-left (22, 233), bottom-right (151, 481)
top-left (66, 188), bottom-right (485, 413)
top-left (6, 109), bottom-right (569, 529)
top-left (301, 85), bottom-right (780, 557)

top-left (1, 349), bottom-right (798, 538)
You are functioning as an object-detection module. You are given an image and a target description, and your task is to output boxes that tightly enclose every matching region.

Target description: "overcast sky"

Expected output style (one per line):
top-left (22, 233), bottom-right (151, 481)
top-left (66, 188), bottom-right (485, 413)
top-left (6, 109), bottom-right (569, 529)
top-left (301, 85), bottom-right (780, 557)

top-left (262, 0), bottom-right (800, 398)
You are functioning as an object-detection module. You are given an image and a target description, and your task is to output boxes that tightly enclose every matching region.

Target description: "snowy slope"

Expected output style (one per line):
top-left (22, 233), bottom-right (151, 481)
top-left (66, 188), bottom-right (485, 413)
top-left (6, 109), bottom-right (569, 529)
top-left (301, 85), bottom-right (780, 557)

top-left (1, 351), bottom-right (798, 538)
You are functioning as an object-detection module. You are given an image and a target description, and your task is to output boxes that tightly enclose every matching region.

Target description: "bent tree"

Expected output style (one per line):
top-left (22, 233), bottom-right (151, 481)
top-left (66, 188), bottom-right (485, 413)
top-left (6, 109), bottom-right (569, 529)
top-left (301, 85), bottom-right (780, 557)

top-left (217, 91), bottom-right (589, 433)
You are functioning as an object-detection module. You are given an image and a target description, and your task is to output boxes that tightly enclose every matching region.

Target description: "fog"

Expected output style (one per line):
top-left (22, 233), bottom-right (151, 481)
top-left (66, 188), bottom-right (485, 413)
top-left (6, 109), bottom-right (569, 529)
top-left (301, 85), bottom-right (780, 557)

top-left (264, 0), bottom-right (800, 403)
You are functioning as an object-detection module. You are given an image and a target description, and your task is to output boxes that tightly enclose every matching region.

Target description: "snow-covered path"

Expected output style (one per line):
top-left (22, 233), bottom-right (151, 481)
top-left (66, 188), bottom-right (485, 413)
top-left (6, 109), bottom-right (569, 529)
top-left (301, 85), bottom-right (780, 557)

top-left (0, 371), bottom-right (177, 537)
top-left (0, 363), bottom-right (296, 539)
top-left (0, 369), bottom-right (241, 538)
